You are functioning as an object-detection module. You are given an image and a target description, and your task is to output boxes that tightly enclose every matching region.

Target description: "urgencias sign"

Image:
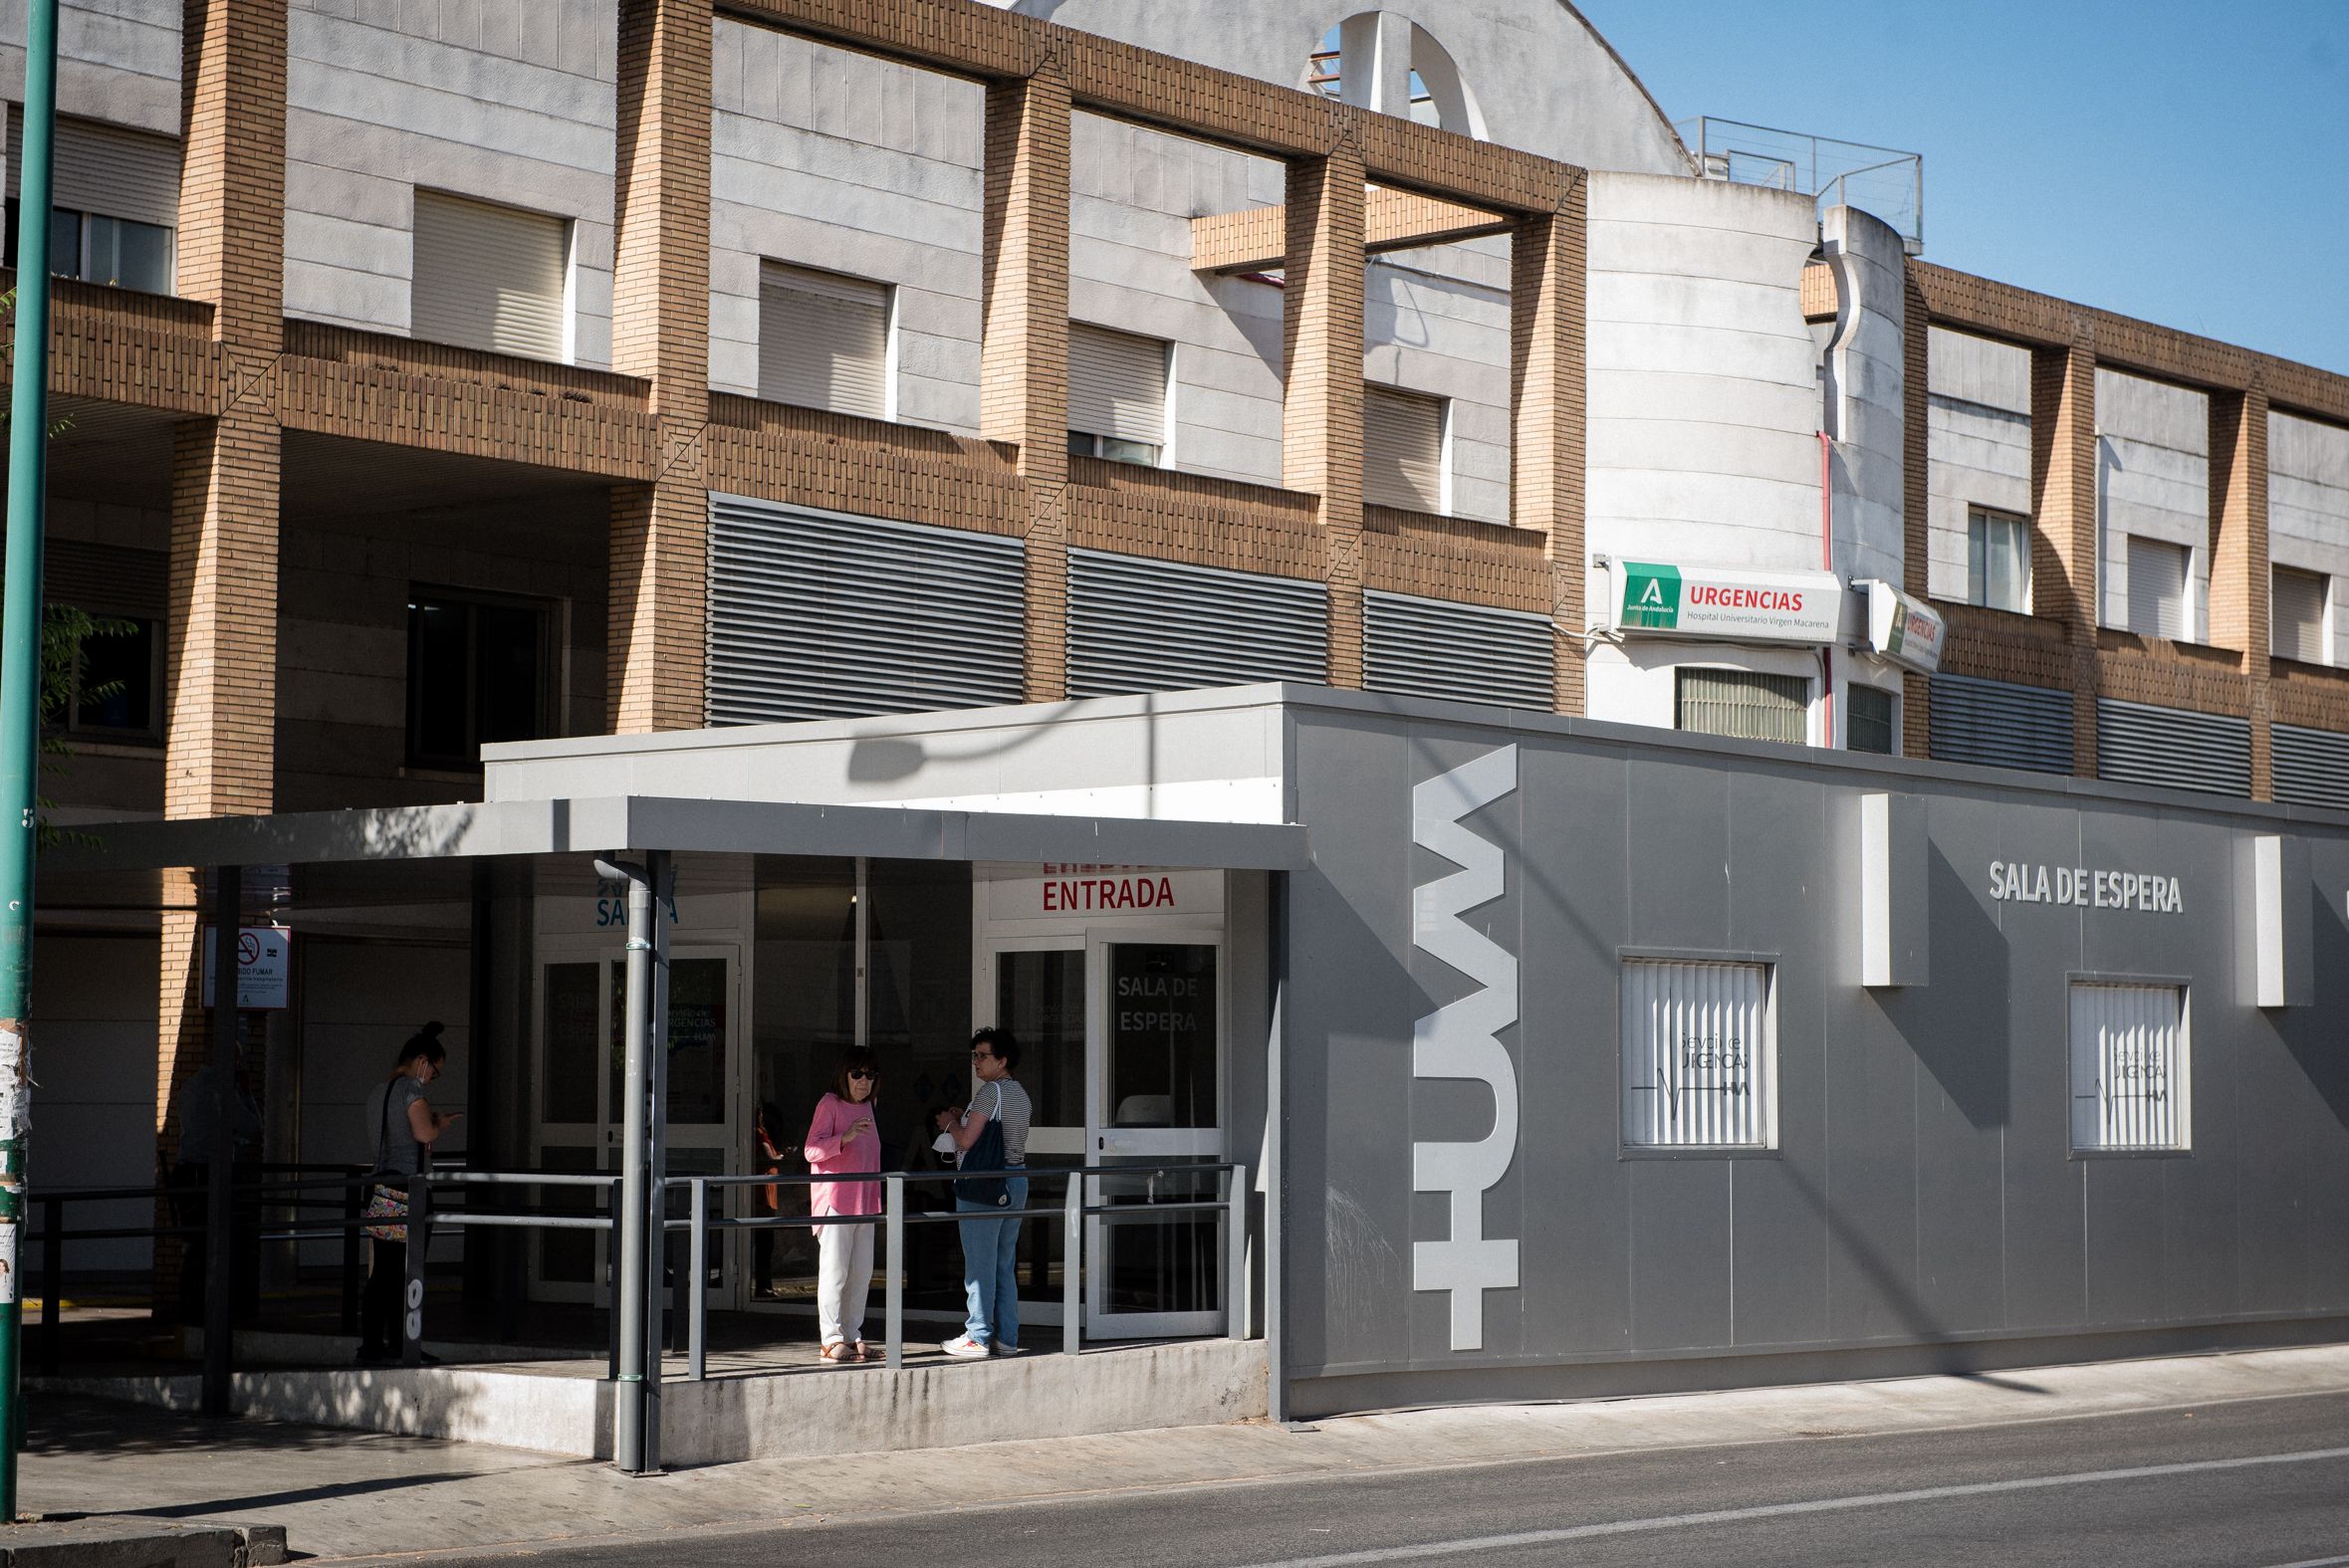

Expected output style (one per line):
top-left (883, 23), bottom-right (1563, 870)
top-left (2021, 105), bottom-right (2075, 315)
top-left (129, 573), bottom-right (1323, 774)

top-left (1609, 560), bottom-right (1842, 645)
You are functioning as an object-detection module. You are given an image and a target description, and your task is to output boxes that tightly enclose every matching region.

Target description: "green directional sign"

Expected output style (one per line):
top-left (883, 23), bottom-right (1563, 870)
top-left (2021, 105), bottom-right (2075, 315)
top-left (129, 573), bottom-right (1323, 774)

top-left (1619, 561), bottom-right (1682, 629)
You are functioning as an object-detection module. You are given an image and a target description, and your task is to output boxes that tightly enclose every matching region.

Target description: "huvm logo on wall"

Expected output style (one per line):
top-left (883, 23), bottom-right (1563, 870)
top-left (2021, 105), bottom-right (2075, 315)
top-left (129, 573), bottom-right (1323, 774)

top-left (1410, 745), bottom-right (1521, 1352)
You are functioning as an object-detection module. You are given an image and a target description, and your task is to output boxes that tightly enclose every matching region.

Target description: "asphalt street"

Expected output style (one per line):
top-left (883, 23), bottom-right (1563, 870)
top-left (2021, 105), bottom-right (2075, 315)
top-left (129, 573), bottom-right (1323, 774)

top-left (422, 1388), bottom-right (2349, 1568)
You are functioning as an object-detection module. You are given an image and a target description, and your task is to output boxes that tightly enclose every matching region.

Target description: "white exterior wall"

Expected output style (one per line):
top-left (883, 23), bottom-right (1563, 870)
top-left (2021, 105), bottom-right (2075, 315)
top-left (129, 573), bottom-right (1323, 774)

top-left (2097, 368), bottom-right (2210, 637)
top-left (1584, 171), bottom-right (1823, 572)
top-left (2268, 410), bottom-right (2349, 583)
top-left (284, 0), bottom-right (617, 363)
top-left (1365, 237), bottom-right (1511, 522)
top-left (1069, 111), bottom-right (1286, 485)
top-left (1820, 204), bottom-right (1905, 592)
top-left (710, 23), bottom-right (983, 427)
top-left (0, 0), bottom-right (179, 135)
top-left (996, 0), bottom-right (1690, 178)
top-left (1583, 639), bottom-right (1823, 739)
top-left (1925, 327), bottom-right (2032, 604)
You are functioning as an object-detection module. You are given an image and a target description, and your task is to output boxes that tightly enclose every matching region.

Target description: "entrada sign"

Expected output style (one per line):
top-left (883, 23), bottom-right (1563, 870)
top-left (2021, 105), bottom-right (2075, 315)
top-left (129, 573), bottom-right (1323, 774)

top-left (1610, 560), bottom-right (1842, 645)
top-left (1989, 860), bottom-right (2184, 913)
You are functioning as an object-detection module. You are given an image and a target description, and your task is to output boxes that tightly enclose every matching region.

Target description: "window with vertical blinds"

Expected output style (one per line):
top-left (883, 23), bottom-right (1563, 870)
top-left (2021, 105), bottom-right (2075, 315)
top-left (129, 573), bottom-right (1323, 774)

top-left (1363, 384), bottom-right (1445, 512)
top-left (2125, 536), bottom-right (2191, 640)
top-left (1675, 667), bottom-right (1809, 746)
top-left (1967, 508), bottom-right (2030, 612)
top-left (759, 262), bottom-right (889, 418)
top-left (2272, 565), bottom-right (2327, 664)
top-left (1620, 961), bottom-right (1773, 1149)
top-left (2069, 983), bottom-right (2188, 1152)
top-left (1846, 683), bottom-right (1896, 754)
top-left (410, 189), bottom-right (569, 360)
top-left (1068, 323), bottom-right (1166, 457)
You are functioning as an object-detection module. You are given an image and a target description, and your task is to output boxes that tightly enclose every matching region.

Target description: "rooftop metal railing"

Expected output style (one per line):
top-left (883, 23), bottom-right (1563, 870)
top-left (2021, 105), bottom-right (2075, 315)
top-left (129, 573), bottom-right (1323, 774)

top-left (1676, 115), bottom-right (1925, 254)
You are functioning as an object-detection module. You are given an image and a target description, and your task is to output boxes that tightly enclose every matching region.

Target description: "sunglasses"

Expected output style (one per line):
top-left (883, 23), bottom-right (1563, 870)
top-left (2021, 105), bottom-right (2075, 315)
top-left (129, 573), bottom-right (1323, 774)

top-left (847, 1069), bottom-right (875, 1080)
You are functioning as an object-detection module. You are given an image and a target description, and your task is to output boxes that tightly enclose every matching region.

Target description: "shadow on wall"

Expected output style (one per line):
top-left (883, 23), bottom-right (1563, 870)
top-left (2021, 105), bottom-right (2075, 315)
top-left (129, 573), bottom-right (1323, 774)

top-left (2288, 877), bottom-right (2349, 1129)
top-left (1874, 844), bottom-right (2009, 1131)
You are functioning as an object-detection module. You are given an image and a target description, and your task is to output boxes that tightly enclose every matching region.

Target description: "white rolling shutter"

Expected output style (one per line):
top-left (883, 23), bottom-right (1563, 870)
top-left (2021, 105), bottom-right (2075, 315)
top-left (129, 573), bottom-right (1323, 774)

top-left (1675, 667), bottom-right (1809, 745)
top-left (2125, 536), bottom-right (2190, 640)
top-left (2069, 983), bottom-right (2187, 1151)
top-left (1364, 384), bottom-right (1445, 512)
top-left (1620, 961), bottom-right (1772, 1149)
top-left (1068, 323), bottom-right (1166, 447)
top-left (410, 190), bottom-right (569, 360)
top-left (8, 110), bottom-right (180, 225)
top-left (759, 263), bottom-right (889, 417)
top-left (2271, 566), bottom-right (2327, 664)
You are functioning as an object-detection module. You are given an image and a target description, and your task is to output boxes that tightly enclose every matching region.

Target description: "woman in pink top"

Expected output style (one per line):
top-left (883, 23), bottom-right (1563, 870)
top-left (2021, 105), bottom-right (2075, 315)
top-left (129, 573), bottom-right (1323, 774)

top-left (804, 1047), bottom-right (883, 1362)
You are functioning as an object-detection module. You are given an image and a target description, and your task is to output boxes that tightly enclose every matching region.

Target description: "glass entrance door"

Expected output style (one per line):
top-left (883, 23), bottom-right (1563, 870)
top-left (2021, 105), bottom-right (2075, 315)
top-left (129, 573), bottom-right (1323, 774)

top-left (989, 940), bottom-right (1085, 1329)
top-left (1085, 936), bottom-right (1225, 1337)
top-left (532, 944), bottom-right (740, 1302)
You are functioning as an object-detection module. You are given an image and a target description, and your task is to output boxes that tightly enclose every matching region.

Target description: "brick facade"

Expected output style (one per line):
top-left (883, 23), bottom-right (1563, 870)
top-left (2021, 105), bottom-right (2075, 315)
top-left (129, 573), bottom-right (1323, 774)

top-left (1282, 143), bottom-right (1369, 688)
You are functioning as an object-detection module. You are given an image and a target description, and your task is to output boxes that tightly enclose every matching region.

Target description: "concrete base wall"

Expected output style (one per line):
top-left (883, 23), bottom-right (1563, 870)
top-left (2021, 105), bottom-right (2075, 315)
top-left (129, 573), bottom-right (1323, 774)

top-left (40, 1339), bottom-right (1268, 1464)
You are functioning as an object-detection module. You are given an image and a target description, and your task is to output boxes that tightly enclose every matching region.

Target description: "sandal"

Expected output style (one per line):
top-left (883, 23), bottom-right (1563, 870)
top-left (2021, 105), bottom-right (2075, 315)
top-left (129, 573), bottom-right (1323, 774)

top-left (820, 1341), bottom-right (852, 1363)
top-left (852, 1340), bottom-right (873, 1362)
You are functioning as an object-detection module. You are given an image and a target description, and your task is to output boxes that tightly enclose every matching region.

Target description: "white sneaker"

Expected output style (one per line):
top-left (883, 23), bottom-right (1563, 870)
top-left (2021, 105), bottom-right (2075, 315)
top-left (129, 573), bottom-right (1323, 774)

top-left (941, 1335), bottom-right (991, 1360)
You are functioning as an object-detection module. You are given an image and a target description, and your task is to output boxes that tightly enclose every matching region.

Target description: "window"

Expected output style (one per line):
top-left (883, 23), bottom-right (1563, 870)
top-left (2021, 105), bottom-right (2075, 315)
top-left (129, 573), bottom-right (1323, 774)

top-left (43, 541), bottom-right (164, 741)
top-left (1846, 683), bottom-right (1896, 755)
top-left (3, 203), bottom-right (172, 293)
top-left (410, 190), bottom-right (570, 360)
top-left (406, 589), bottom-right (557, 770)
top-left (1621, 960), bottom-right (1773, 1149)
top-left (759, 262), bottom-right (889, 418)
top-left (1067, 323), bottom-right (1167, 466)
top-left (1364, 384), bottom-right (1446, 512)
top-left (1966, 508), bottom-right (2030, 612)
top-left (1675, 667), bottom-right (1809, 746)
top-left (2069, 982), bottom-right (2188, 1152)
top-left (2125, 535), bottom-right (2191, 640)
top-left (2272, 565), bottom-right (2328, 664)
top-left (3, 111), bottom-right (178, 294)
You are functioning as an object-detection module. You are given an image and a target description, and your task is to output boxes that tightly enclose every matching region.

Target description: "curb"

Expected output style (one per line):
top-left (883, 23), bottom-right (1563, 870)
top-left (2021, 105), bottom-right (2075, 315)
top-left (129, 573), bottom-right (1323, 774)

top-left (3, 1518), bottom-right (288, 1566)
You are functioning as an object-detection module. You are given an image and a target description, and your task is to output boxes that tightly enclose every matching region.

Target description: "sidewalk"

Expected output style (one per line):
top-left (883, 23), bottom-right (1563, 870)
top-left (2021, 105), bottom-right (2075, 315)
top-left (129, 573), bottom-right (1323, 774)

top-left (30, 1343), bottom-right (2349, 1564)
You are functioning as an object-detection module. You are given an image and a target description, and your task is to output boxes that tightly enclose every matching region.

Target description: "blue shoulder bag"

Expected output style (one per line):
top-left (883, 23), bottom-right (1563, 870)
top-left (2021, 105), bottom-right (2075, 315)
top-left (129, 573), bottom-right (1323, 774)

top-left (952, 1083), bottom-right (1012, 1208)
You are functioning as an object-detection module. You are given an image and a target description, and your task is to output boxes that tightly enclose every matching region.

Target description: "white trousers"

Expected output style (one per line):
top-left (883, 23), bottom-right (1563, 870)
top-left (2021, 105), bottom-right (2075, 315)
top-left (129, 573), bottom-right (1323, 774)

top-left (816, 1219), bottom-right (876, 1347)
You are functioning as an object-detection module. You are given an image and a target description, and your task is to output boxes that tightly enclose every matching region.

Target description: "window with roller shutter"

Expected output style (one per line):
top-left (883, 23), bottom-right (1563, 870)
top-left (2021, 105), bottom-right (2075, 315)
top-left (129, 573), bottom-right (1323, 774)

top-left (5, 110), bottom-right (177, 293)
top-left (1363, 384), bottom-right (1446, 512)
top-left (410, 189), bottom-right (570, 361)
top-left (2124, 535), bottom-right (2192, 640)
top-left (759, 263), bottom-right (890, 418)
top-left (2271, 565), bottom-right (2328, 664)
top-left (1067, 323), bottom-right (1167, 465)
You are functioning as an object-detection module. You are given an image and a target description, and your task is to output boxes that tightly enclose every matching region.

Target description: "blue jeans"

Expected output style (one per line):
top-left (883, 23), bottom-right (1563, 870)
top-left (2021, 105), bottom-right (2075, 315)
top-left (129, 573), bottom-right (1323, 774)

top-left (955, 1174), bottom-right (1027, 1348)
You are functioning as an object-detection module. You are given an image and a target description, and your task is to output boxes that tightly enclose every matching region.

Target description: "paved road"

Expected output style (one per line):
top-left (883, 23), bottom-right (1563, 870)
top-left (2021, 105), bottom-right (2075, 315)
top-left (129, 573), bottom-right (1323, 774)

top-left (425, 1389), bottom-right (2349, 1568)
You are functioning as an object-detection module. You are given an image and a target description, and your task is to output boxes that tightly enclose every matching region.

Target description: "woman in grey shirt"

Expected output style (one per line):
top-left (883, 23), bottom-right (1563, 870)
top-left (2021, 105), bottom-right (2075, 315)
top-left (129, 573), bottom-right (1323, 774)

top-left (936, 1026), bottom-right (1032, 1358)
top-left (358, 1022), bottom-right (463, 1363)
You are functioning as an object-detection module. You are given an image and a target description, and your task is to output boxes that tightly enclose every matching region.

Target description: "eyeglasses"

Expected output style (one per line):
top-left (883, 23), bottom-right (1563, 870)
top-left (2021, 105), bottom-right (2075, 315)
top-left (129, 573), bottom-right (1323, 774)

top-left (970, 1050), bottom-right (997, 1061)
top-left (847, 1069), bottom-right (874, 1081)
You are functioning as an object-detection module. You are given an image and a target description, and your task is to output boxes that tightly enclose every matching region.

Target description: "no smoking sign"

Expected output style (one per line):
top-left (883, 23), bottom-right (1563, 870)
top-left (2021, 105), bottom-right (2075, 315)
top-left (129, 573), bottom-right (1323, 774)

top-left (201, 925), bottom-right (293, 1011)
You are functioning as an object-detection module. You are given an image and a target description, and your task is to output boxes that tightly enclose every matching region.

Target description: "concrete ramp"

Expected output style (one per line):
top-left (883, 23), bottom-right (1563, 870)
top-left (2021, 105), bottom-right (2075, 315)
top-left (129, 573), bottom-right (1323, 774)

top-left (38, 1339), bottom-right (1269, 1464)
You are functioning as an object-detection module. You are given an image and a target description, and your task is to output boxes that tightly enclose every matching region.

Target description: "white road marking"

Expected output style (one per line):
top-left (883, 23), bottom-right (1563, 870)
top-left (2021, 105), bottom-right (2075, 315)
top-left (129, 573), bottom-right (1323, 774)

top-left (1244, 1445), bottom-right (2349, 1567)
top-left (2259, 1556), bottom-right (2349, 1568)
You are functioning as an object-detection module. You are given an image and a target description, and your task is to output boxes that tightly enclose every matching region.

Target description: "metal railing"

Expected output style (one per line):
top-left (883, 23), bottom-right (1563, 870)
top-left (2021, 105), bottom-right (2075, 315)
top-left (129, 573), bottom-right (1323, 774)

top-left (1676, 114), bottom-right (1925, 254)
top-left (26, 1158), bottom-right (1252, 1379)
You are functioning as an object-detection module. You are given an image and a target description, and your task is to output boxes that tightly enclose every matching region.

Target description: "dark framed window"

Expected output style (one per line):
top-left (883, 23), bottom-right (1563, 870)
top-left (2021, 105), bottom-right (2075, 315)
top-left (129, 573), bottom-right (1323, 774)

top-left (406, 588), bottom-right (558, 770)
top-left (64, 616), bottom-right (161, 740)
top-left (1846, 684), bottom-right (1896, 755)
top-left (3, 199), bottom-right (171, 293)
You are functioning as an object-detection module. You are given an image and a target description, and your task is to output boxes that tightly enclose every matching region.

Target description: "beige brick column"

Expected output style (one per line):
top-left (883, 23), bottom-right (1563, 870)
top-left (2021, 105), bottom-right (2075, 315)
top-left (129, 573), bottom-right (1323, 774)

top-left (1283, 142), bottom-right (1367, 689)
top-left (1510, 186), bottom-right (1587, 714)
top-left (1900, 264), bottom-right (1932, 759)
top-left (979, 65), bottom-right (1072, 701)
top-left (2029, 336), bottom-right (2099, 776)
top-left (161, 0), bottom-right (291, 1304)
top-left (609, 0), bottom-right (714, 733)
top-left (2210, 384), bottom-right (2272, 796)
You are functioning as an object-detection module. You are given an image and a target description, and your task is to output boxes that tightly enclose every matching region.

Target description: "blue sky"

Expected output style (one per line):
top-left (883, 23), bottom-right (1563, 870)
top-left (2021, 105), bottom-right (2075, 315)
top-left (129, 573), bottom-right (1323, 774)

top-left (1569, 1), bottom-right (2349, 375)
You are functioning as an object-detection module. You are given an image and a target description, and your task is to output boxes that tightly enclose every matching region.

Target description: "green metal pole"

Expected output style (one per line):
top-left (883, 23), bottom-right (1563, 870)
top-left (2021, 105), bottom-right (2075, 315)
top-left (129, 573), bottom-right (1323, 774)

top-left (0, 0), bottom-right (61, 1525)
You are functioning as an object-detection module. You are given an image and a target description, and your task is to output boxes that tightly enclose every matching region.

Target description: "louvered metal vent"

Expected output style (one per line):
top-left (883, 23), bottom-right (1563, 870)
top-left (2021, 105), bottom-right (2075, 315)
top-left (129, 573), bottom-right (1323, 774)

top-left (2271, 723), bottom-right (2349, 809)
top-left (1928, 673), bottom-right (2073, 775)
top-left (1363, 590), bottom-right (1553, 710)
top-left (1067, 550), bottom-right (1326, 696)
top-left (2096, 698), bottom-right (2249, 796)
top-left (709, 495), bottom-right (1026, 724)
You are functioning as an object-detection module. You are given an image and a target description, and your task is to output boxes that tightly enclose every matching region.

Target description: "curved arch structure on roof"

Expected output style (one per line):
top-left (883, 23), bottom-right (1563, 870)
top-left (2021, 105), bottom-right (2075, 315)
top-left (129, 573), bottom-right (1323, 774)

top-left (998, 0), bottom-right (1692, 176)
